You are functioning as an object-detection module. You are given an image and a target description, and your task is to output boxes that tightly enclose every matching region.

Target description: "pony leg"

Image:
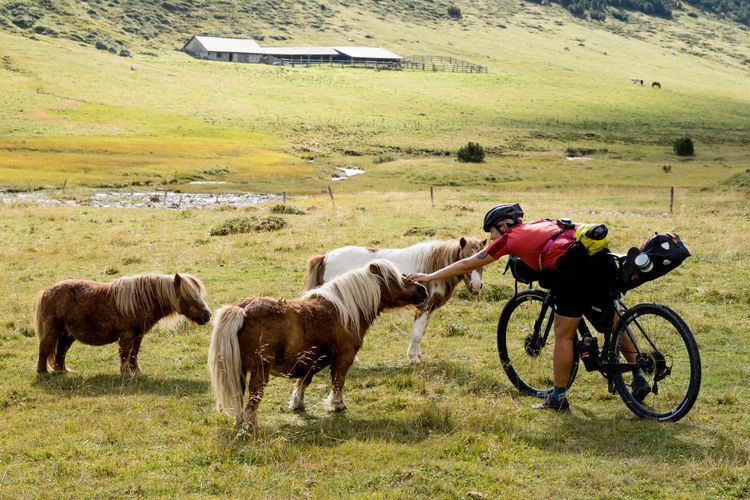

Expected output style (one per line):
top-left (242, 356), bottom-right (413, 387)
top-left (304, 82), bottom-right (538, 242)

top-left (325, 356), bottom-right (354, 412)
top-left (289, 373), bottom-right (315, 411)
top-left (118, 334), bottom-right (137, 375)
top-left (52, 334), bottom-right (75, 372)
top-left (36, 319), bottom-right (62, 373)
top-left (129, 336), bottom-right (144, 373)
top-left (242, 363), bottom-right (269, 428)
top-left (407, 312), bottom-right (431, 363)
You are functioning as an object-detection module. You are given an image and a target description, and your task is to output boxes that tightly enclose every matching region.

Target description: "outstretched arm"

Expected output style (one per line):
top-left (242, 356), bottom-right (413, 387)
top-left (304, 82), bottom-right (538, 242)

top-left (406, 250), bottom-right (496, 284)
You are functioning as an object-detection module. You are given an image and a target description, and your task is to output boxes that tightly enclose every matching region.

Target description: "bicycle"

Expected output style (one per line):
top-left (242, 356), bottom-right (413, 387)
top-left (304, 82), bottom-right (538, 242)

top-left (497, 253), bottom-right (701, 422)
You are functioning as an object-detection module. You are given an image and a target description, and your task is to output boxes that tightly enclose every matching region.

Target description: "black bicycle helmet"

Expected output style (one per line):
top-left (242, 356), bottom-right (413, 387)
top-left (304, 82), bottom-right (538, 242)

top-left (483, 203), bottom-right (523, 232)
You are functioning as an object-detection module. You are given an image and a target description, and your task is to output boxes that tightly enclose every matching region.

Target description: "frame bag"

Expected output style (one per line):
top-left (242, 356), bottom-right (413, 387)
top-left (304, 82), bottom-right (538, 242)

top-left (621, 232), bottom-right (690, 291)
top-left (505, 255), bottom-right (558, 290)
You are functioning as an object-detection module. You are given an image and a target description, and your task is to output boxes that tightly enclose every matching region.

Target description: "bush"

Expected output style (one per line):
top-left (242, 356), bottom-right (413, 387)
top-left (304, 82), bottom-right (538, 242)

top-left (373, 153), bottom-right (396, 164)
top-left (457, 142), bottom-right (485, 163)
top-left (270, 204), bottom-right (305, 215)
top-left (447, 5), bottom-right (462, 19)
top-left (210, 216), bottom-right (287, 236)
top-left (673, 136), bottom-right (695, 156)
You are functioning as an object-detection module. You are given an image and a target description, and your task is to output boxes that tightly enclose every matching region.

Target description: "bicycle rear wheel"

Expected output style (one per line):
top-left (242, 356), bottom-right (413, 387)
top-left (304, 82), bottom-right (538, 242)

top-left (611, 303), bottom-right (701, 422)
top-left (497, 289), bottom-right (578, 397)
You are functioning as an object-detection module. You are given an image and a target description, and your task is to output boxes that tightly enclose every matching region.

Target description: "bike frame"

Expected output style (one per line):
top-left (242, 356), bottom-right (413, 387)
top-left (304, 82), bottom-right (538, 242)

top-left (531, 291), bottom-right (648, 379)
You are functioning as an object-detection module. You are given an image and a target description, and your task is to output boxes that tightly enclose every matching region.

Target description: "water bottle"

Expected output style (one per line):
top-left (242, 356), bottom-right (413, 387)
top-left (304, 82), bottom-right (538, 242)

top-left (634, 253), bottom-right (654, 272)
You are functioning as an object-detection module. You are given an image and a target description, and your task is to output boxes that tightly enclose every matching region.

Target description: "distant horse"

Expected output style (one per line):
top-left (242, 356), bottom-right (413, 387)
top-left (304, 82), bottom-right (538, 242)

top-left (303, 237), bottom-right (486, 363)
top-left (208, 260), bottom-right (428, 427)
top-left (652, 81), bottom-right (661, 88)
top-left (630, 77), bottom-right (644, 85)
top-left (35, 273), bottom-right (211, 375)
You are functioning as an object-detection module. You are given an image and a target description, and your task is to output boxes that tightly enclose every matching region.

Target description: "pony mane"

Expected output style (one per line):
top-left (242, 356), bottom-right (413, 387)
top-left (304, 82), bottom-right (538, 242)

top-left (302, 260), bottom-right (405, 335)
top-left (420, 240), bottom-right (462, 274)
top-left (109, 273), bottom-right (206, 318)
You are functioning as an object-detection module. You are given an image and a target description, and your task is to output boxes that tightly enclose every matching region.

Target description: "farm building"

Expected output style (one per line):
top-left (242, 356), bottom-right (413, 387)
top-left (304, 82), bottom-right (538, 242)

top-left (182, 36), bottom-right (263, 63)
top-left (182, 36), bottom-right (402, 67)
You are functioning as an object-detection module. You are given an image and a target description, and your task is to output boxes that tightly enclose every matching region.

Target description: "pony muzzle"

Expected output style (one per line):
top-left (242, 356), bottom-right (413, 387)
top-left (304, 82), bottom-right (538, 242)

top-left (198, 309), bottom-right (212, 325)
top-left (414, 284), bottom-right (429, 305)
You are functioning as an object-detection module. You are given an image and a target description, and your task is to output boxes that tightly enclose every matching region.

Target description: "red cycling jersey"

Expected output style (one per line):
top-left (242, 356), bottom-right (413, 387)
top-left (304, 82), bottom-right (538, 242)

top-left (486, 219), bottom-right (576, 270)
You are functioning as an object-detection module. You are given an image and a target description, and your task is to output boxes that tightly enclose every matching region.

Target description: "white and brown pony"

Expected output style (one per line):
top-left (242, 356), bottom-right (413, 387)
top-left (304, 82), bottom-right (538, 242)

top-left (303, 237), bottom-right (486, 363)
top-left (35, 273), bottom-right (211, 375)
top-left (208, 260), bottom-right (428, 428)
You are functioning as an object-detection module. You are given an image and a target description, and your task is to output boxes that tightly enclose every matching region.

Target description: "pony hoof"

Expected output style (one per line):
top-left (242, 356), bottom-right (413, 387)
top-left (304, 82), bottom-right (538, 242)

top-left (288, 402), bottom-right (305, 412)
top-left (325, 401), bottom-right (347, 412)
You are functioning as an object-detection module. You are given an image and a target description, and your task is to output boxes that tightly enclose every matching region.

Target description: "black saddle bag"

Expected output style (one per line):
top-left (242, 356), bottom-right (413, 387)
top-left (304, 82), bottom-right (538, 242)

top-left (620, 232), bottom-right (691, 291)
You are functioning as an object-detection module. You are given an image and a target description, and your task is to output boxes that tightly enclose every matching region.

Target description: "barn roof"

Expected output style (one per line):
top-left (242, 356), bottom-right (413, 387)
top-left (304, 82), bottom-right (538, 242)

top-left (333, 47), bottom-right (402, 60)
top-left (259, 46), bottom-right (339, 56)
top-left (190, 36), bottom-right (262, 53)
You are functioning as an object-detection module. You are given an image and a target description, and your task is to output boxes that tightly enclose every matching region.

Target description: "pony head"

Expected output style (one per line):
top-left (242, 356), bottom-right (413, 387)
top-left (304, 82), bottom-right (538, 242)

top-left (457, 237), bottom-right (486, 296)
top-left (174, 274), bottom-right (211, 325)
top-left (368, 260), bottom-right (428, 308)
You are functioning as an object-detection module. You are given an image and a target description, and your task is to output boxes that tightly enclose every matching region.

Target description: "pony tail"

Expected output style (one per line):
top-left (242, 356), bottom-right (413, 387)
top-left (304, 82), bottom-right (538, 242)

top-left (35, 291), bottom-right (55, 371)
top-left (208, 304), bottom-right (247, 422)
top-left (303, 255), bottom-right (325, 291)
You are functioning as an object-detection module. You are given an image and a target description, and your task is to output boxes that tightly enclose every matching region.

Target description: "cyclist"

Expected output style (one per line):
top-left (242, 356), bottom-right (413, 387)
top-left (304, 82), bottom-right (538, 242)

top-left (406, 203), bottom-right (650, 411)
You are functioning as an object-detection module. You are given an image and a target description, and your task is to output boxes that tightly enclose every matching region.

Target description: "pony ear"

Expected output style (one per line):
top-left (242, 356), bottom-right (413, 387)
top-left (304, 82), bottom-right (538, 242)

top-left (368, 262), bottom-right (383, 277)
top-left (481, 238), bottom-right (488, 246)
top-left (174, 273), bottom-right (182, 287)
top-left (459, 237), bottom-right (467, 248)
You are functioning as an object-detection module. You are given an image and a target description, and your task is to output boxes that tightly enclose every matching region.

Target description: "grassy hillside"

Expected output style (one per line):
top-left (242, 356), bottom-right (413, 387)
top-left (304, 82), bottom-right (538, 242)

top-left (0, 1), bottom-right (749, 497)
top-left (0, 0), bottom-right (748, 193)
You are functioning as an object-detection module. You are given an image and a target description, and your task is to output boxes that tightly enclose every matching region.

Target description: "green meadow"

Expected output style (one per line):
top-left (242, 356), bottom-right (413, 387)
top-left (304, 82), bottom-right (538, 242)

top-left (1, 1), bottom-right (749, 496)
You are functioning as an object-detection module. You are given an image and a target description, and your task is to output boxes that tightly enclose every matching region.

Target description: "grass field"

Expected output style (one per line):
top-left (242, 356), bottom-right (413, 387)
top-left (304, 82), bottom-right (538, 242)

top-left (0, 2), bottom-right (749, 496)
top-left (1, 178), bottom-right (749, 497)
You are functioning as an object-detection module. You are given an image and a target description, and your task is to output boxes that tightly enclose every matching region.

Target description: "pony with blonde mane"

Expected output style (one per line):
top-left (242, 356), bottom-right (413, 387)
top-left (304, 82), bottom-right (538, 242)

top-left (208, 260), bottom-right (428, 428)
top-left (304, 237), bottom-right (486, 363)
top-left (35, 273), bottom-right (211, 374)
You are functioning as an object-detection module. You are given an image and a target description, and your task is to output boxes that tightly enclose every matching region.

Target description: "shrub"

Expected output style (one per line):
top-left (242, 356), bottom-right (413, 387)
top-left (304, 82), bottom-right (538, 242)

top-left (373, 153), bottom-right (396, 164)
top-left (210, 216), bottom-right (287, 236)
top-left (457, 142), bottom-right (485, 163)
top-left (662, 165), bottom-right (672, 173)
top-left (270, 204), bottom-right (305, 215)
top-left (447, 5), bottom-right (462, 19)
top-left (673, 136), bottom-right (695, 156)
top-left (404, 226), bottom-right (436, 237)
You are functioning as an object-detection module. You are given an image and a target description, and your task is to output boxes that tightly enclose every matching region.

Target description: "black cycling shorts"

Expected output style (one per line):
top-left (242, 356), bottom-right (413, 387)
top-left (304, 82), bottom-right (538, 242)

top-left (553, 243), bottom-right (616, 318)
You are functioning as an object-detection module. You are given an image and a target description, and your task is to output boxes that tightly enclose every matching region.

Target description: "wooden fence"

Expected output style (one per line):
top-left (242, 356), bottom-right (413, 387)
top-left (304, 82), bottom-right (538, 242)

top-left (267, 55), bottom-right (487, 73)
top-left (401, 55), bottom-right (487, 73)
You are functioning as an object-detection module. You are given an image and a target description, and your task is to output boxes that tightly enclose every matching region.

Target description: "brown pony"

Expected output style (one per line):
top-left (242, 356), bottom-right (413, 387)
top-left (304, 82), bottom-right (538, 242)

top-left (208, 260), bottom-right (428, 427)
top-left (303, 237), bottom-right (486, 363)
top-left (35, 273), bottom-right (211, 375)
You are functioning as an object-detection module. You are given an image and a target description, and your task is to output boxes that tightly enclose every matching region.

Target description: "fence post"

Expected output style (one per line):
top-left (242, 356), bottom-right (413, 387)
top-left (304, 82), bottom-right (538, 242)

top-left (283, 191), bottom-right (287, 204)
top-left (62, 179), bottom-right (67, 193)
top-left (430, 186), bottom-right (434, 208)
top-left (669, 187), bottom-right (674, 215)
top-left (327, 185), bottom-right (335, 208)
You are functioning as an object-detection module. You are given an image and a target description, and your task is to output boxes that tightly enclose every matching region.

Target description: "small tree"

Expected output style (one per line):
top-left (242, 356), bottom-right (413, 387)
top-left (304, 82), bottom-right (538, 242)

top-left (673, 136), bottom-right (695, 156)
top-left (457, 142), bottom-right (485, 163)
top-left (447, 5), bottom-right (462, 19)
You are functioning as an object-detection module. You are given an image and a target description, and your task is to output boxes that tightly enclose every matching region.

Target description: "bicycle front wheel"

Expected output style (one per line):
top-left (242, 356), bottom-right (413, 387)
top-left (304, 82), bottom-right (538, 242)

top-left (611, 303), bottom-right (701, 422)
top-left (497, 289), bottom-right (578, 397)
